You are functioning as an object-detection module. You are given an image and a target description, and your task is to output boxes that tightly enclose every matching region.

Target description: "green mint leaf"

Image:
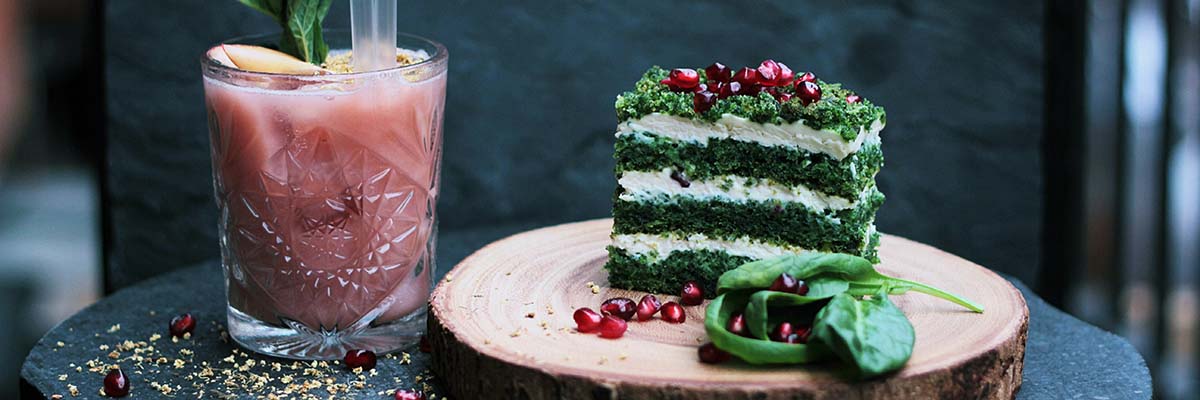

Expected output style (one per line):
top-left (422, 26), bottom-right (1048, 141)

top-left (811, 291), bottom-right (915, 378)
top-left (285, 0), bottom-right (333, 64)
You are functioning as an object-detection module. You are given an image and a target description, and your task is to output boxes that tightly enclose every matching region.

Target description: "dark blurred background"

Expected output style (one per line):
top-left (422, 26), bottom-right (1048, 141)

top-left (0, 0), bottom-right (1196, 398)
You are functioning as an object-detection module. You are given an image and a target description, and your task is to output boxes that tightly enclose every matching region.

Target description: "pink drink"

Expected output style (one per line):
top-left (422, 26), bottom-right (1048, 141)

top-left (201, 34), bottom-right (447, 359)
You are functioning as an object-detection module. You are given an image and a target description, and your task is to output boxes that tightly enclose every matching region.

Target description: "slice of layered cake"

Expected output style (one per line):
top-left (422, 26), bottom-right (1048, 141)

top-left (607, 60), bottom-right (886, 296)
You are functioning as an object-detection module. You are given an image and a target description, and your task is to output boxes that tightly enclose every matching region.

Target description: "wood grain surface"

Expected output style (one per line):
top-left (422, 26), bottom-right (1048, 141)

top-left (429, 219), bottom-right (1028, 399)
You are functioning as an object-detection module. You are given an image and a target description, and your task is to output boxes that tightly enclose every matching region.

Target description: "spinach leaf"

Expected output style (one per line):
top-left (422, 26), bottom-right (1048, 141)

top-left (743, 278), bottom-right (848, 339)
top-left (704, 292), bottom-right (832, 364)
top-left (238, 0), bottom-right (333, 65)
top-left (811, 291), bottom-right (915, 378)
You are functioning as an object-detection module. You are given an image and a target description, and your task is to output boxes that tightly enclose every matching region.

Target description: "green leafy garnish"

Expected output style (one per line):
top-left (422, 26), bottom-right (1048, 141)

top-left (703, 253), bottom-right (982, 378)
top-left (238, 0), bottom-right (333, 65)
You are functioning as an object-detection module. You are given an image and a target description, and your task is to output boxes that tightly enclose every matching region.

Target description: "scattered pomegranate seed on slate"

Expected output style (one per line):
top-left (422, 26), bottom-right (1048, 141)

top-left (419, 335), bottom-right (431, 353)
top-left (796, 281), bottom-right (810, 296)
top-left (717, 81), bottom-right (742, 99)
top-left (598, 315), bottom-right (628, 338)
top-left (770, 322), bottom-right (794, 342)
top-left (693, 91), bottom-right (717, 114)
top-left (670, 68), bottom-right (701, 89)
top-left (727, 313), bottom-right (750, 337)
top-left (395, 389), bottom-right (426, 400)
top-left (168, 313), bottom-right (196, 337)
top-left (680, 281), bottom-right (704, 305)
top-left (757, 59), bottom-right (781, 86)
top-left (769, 273), bottom-right (800, 293)
top-left (574, 307), bottom-right (603, 333)
top-left (636, 295), bottom-right (663, 321)
top-left (796, 81), bottom-right (822, 105)
top-left (660, 302), bottom-right (686, 323)
top-left (600, 297), bottom-right (637, 321)
top-left (846, 94), bottom-right (862, 104)
top-left (104, 368), bottom-right (131, 397)
top-left (797, 71), bottom-right (817, 83)
top-left (733, 67), bottom-right (759, 86)
top-left (698, 342), bottom-right (732, 364)
top-left (705, 62), bottom-right (732, 83)
top-left (344, 349), bottom-right (378, 370)
top-left (669, 169), bottom-right (691, 188)
top-left (777, 62), bottom-right (795, 84)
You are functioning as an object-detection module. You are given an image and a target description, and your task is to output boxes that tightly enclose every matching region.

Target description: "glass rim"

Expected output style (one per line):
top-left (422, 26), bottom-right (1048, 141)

top-left (201, 29), bottom-right (448, 80)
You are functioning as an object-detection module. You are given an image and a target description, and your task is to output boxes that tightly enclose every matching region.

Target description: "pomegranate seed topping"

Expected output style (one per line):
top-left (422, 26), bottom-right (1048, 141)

top-left (395, 390), bottom-right (426, 400)
top-left (660, 302), bottom-right (686, 323)
top-left (769, 273), bottom-right (799, 293)
top-left (756, 60), bottom-right (781, 86)
top-left (727, 313), bottom-right (750, 337)
top-left (659, 77), bottom-right (673, 86)
top-left (168, 313), bottom-right (196, 337)
top-left (670, 169), bottom-right (691, 187)
top-left (574, 307), bottom-right (603, 332)
top-left (797, 72), bottom-right (817, 83)
top-left (704, 62), bottom-right (732, 83)
top-left (733, 67), bottom-right (759, 86)
top-left (777, 62), bottom-right (795, 84)
top-left (599, 315), bottom-right (628, 338)
top-left (419, 335), bottom-right (431, 353)
top-left (770, 322), bottom-right (794, 342)
top-left (717, 81), bottom-right (742, 99)
top-left (846, 94), bottom-right (862, 104)
top-left (698, 342), bottom-right (732, 364)
top-left (600, 297), bottom-right (637, 320)
top-left (670, 68), bottom-right (700, 89)
top-left (796, 81), bottom-right (821, 105)
top-left (344, 349), bottom-right (378, 370)
top-left (680, 281), bottom-right (704, 305)
top-left (796, 281), bottom-right (810, 296)
top-left (693, 91), bottom-right (717, 114)
top-left (775, 93), bottom-right (793, 103)
top-left (103, 369), bottom-right (131, 397)
top-left (636, 295), bottom-right (663, 321)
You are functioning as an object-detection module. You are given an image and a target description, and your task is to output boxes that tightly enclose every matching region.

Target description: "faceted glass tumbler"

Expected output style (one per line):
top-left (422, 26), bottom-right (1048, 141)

top-left (201, 32), bottom-right (447, 359)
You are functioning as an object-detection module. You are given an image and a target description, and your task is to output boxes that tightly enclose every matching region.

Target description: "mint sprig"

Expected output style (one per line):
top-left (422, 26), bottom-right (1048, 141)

top-left (238, 0), bottom-right (333, 65)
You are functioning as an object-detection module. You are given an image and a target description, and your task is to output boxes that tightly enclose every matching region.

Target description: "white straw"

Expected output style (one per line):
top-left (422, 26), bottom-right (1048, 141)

top-left (350, 0), bottom-right (396, 72)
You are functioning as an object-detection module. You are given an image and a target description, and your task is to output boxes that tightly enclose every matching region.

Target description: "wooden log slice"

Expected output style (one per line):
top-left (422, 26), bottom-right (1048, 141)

top-left (428, 219), bottom-right (1028, 399)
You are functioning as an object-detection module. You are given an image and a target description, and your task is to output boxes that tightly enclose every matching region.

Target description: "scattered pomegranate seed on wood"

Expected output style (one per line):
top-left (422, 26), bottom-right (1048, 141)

top-left (680, 281), bottom-right (704, 305)
top-left (574, 307), bottom-right (603, 333)
top-left (598, 316), bottom-right (628, 339)
top-left (660, 302), bottom-right (686, 323)
top-left (600, 297), bottom-right (637, 321)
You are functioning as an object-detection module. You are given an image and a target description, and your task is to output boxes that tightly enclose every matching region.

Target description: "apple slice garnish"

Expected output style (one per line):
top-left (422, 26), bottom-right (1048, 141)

top-left (218, 44), bottom-right (329, 75)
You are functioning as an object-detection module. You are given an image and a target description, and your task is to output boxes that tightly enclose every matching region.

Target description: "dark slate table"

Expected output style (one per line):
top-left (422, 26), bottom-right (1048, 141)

top-left (21, 225), bottom-right (1152, 399)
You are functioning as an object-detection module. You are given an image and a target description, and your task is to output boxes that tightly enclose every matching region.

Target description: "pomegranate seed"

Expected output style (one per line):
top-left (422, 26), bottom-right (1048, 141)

top-left (777, 62), bottom-right (795, 84)
top-left (103, 369), bottom-right (131, 397)
top-left (691, 83), bottom-right (708, 93)
top-left (698, 342), bottom-right (732, 364)
top-left (670, 68), bottom-right (700, 89)
top-left (659, 77), bottom-right (673, 86)
top-left (600, 297), bottom-right (637, 320)
top-left (599, 315), bottom-right (628, 338)
top-left (797, 71), bottom-right (817, 83)
top-left (733, 67), bottom-right (759, 86)
top-left (660, 302), bottom-right (686, 323)
top-left (756, 60), bottom-right (781, 86)
top-left (775, 92), bottom-right (793, 103)
top-left (693, 91), bottom-right (717, 114)
top-left (169, 313), bottom-right (196, 337)
top-left (704, 62), bottom-right (732, 83)
top-left (344, 349), bottom-right (377, 370)
top-left (796, 281), bottom-right (810, 296)
top-left (636, 295), bottom-right (663, 321)
top-left (846, 94), bottom-right (862, 104)
top-left (395, 390), bottom-right (426, 400)
top-left (770, 322), bottom-right (794, 342)
top-left (574, 307), bottom-right (603, 332)
top-left (727, 313), bottom-right (750, 337)
top-left (793, 325), bottom-right (812, 343)
top-left (796, 81), bottom-right (821, 105)
top-left (670, 169), bottom-right (691, 187)
top-left (769, 273), bottom-right (799, 293)
top-left (680, 281), bottom-right (704, 305)
top-left (717, 81), bottom-right (742, 99)
top-left (419, 335), bottom-right (431, 353)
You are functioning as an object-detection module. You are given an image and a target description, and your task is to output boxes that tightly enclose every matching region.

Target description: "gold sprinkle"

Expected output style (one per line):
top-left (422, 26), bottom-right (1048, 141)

top-left (509, 329), bottom-right (522, 337)
top-left (98, 345), bottom-right (109, 351)
top-left (149, 333), bottom-right (161, 342)
top-left (67, 384), bottom-right (79, 397)
top-left (107, 350), bottom-right (120, 359)
top-left (57, 374), bottom-right (67, 381)
top-left (591, 286), bottom-right (600, 294)
top-left (56, 341), bottom-right (65, 347)
top-left (107, 324), bottom-right (121, 333)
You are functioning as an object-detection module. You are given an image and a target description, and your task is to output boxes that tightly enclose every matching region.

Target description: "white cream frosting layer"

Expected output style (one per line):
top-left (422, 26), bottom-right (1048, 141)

top-left (612, 228), bottom-right (877, 263)
top-left (617, 169), bottom-right (862, 211)
top-left (616, 113), bottom-right (884, 160)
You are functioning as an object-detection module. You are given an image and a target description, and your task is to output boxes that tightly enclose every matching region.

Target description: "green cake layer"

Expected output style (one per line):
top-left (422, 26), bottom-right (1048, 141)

top-left (612, 188), bottom-right (884, 254)
top-left (615, 131), bottom-right (883, 199)
top-left (606, 247), bottom-right (754, 299)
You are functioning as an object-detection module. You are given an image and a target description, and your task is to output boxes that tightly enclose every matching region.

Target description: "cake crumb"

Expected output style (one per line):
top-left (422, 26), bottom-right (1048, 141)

top-left (524, 312), bottom-right (535, 318)
top-left (149, 333), bottom-right (161, 342)
top-left (67, 384), bottom-right (79, 397)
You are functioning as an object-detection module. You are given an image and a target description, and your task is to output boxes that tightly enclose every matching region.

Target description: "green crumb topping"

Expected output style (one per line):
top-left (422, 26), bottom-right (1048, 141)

top-left (614, 132), bottom-right (883, 199)
top-left (611, 188), bottom-right (885, 254)
top-left (614, 66), bottom-right (887, 141)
